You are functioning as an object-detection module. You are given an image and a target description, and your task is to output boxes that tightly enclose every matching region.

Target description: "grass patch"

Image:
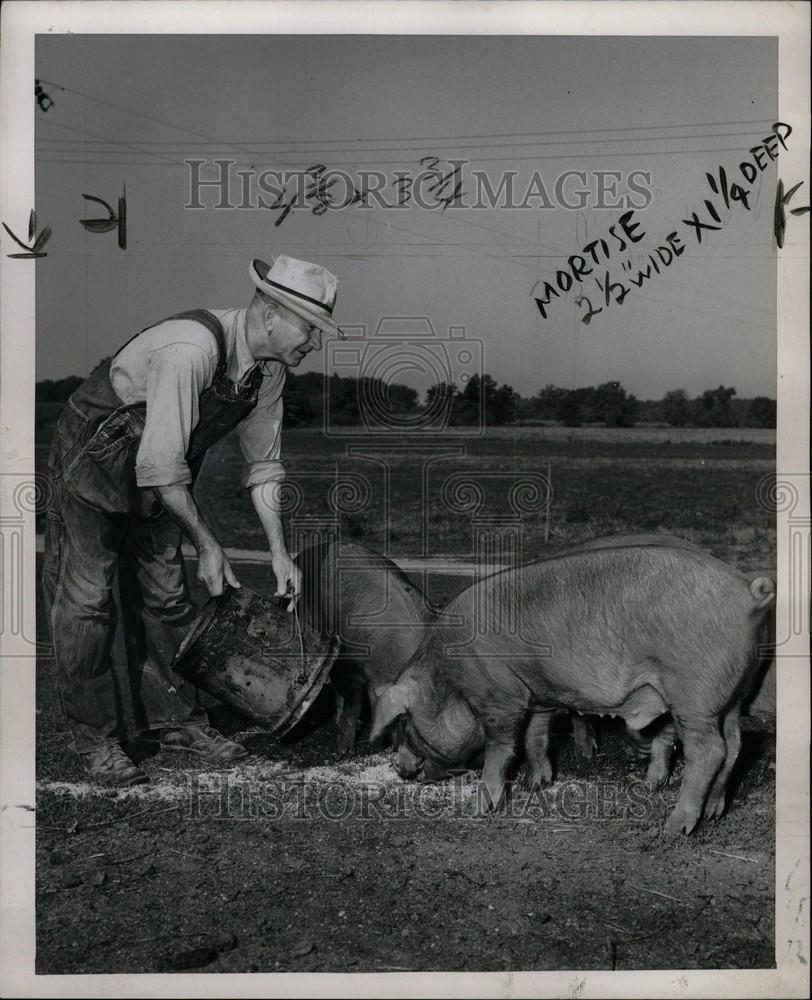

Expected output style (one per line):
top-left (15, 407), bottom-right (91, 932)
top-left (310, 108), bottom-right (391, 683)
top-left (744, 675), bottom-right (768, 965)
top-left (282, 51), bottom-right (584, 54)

top-left (35, 414), bottom-right (776, 572)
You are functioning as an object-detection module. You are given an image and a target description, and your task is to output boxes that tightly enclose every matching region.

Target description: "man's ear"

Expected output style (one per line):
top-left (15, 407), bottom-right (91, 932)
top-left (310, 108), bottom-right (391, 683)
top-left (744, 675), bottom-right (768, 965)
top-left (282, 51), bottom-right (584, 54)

top-left (368, 682), bottom-right (412, 747)
top-left (263, 299), bottom-right (279, 323)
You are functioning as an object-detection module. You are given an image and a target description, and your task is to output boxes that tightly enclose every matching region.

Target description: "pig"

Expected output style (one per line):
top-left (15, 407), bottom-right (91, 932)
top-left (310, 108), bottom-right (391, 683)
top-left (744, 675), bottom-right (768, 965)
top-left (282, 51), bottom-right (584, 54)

top-left (296, 532), bottom-right (705, 760)
top-left (296, 539), bottom-right (437, 754)
top-left (504, 534), bottom-right (774, 784)
top-left (369, 544), bottom-right (775, 836)
top-left (294, 534), bottom-right (632, 758)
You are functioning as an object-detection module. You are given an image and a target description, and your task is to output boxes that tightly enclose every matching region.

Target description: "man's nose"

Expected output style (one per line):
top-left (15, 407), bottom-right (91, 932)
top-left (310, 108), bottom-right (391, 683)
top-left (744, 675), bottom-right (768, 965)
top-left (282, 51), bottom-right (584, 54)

top-left (310, 328), bottom-right (323, 351)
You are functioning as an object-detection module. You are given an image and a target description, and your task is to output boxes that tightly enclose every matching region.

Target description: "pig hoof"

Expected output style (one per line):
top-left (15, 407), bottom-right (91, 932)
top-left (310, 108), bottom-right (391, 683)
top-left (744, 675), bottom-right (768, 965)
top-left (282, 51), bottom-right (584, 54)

top-left (703, 795), bottom-right (726, 821)
top-left (522, 765), bottom-right (553, 790)
top-left (474, 797), bottom-right (495, 818)
top-left (476, 782), bottom-right (505, 816)
top-left (573, 734), bottom-right (597, 760)
top-left (645, 767), bottom-right (670, 792)
top-left (664, 807), bottom-right (699, 838)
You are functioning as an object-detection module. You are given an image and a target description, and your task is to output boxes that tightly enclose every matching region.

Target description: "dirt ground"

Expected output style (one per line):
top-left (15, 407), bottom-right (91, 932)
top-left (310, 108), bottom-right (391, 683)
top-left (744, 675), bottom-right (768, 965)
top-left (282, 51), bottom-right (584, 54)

top-left (34, 561), bottom-right (776, 975)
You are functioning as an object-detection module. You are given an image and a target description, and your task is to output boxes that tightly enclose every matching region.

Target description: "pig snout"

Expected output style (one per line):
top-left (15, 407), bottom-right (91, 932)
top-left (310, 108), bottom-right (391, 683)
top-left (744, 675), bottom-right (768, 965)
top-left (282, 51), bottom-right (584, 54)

top-left (395, 743), bottom-right (424, 779)
top-left (395, 744), bottom-right (461, 783)
top-left (420, 759), bottom-right (454, 782)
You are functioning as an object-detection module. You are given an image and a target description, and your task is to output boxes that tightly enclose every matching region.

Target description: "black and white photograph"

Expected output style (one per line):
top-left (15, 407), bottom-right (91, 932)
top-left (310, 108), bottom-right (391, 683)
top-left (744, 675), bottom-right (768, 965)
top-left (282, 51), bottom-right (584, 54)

top-left (0, 2), bottom-right (809, 996)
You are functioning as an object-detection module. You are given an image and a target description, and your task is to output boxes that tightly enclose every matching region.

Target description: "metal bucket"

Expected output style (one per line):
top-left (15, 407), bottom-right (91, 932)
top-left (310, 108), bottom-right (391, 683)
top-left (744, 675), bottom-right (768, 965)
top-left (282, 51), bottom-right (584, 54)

top-left (171, 585), bottom-right (340, 735)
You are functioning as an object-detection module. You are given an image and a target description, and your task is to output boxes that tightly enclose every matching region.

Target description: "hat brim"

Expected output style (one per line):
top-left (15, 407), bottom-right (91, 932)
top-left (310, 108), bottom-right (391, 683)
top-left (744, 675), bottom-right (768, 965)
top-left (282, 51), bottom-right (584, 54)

top-left (250, 259), bottom-right (345, 339)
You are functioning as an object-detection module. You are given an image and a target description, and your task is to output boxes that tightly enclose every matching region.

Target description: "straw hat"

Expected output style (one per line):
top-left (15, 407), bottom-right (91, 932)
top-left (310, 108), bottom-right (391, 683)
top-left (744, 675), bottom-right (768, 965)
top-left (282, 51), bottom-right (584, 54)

top-left (250, 254), bottom-right (344, 338)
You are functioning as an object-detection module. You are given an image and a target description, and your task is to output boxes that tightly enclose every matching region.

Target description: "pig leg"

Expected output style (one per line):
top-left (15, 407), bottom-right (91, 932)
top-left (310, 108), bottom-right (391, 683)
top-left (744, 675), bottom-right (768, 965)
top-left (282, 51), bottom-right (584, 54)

top-left (702, 705), bottom-right (742, 821)
top-left (571, 714), bottom-right (598, 759)
top-left (333, 686), bottom-right (346, 733)
top-left (333, 666), bottom-right (366, 756)
top-left (522, 710), bottom-right (555, 788)
top-left (665, 717), bottom-right (726, 837)
top-left (337, 681), bottom-right (365, 755)
top-left (644, 720), bottom-right (677, 791)
top-left (478, 736), bottom-right (517, 814)
top-left (623, 725), bottom-right (652, 762)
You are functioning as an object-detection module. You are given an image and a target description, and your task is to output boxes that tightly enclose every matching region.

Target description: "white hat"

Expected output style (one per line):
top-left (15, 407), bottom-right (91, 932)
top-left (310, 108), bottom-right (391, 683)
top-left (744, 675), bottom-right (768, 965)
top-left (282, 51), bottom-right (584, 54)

top-left (250, 254), bottom-right (344, 338)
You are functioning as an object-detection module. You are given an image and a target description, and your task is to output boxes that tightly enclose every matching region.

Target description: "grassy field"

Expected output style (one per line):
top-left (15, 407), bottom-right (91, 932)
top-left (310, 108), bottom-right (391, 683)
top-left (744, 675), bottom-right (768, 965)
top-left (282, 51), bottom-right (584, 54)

top-left (194, 427), bottom-right (775, 574)
top-left (36, 408), bottom-right (776, 571)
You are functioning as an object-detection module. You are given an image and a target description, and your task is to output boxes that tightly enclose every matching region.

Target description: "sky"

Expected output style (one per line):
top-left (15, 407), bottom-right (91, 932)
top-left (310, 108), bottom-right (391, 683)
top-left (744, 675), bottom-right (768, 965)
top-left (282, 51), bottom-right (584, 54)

top-left (34, 33), bottom-right (778, 400)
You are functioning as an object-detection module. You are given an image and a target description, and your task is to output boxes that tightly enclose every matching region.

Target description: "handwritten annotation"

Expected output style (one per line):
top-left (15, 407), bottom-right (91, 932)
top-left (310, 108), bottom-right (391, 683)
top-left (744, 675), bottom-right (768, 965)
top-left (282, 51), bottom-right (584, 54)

top-left (533, 122), bottom-right (794, 326)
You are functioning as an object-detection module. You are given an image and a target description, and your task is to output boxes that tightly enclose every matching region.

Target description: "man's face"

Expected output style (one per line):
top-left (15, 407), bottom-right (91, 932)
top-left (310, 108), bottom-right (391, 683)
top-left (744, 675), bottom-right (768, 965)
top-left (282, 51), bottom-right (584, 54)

top-left (254, 303), bottom-right (323, 367)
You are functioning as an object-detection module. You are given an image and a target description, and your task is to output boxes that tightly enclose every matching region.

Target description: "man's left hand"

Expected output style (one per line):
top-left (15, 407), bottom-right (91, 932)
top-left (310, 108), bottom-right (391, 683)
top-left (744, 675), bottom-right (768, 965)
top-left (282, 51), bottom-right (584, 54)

top-left (272, 553), bottom-right (302, 612)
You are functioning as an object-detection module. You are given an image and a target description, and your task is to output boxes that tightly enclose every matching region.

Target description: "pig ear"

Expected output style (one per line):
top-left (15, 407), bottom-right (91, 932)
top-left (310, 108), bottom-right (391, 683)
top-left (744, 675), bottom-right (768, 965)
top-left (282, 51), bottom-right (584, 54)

top-left (368, 683), bottom-right (411, 746)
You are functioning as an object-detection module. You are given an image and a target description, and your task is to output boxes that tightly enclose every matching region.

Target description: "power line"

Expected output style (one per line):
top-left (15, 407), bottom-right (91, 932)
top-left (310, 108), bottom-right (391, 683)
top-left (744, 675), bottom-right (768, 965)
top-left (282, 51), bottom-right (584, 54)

top-left (37, 144), bottom-right (768, 167)
top-left (36, 77), bottom-right (776, 175)
top-left (39, 119), bottom-right (191, 168)
top-left (32, 86), bottom-right (775, 146)
top-left (35, 78), bottom-right (775, 180)
top-left (35, 77), bottom-right (293, 171)
top-left (37, 127), bottom-right (771, 157)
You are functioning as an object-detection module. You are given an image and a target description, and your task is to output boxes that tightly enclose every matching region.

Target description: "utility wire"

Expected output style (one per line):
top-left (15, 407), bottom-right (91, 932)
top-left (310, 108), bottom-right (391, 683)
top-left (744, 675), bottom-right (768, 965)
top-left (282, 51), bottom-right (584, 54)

top-left (37, 145), bottom-right (770, 167)
top-left (39, 118), bottom-right (191, 168)
top-left (35, 77), bottom-right (294, 171)
top-left (37, 127), bottom-right (771, 156)
top-left (36, 79), bottom-right (775, 176)
top-left (32, 84), bottom-right (775, 146)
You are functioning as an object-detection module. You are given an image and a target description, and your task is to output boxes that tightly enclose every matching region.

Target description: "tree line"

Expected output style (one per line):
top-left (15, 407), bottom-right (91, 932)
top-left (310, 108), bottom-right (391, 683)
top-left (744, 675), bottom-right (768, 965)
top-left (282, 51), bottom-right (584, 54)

top-left (522, 383), bottom-right (775, 428)
top-left (36, 371), bottom-right (776, 429)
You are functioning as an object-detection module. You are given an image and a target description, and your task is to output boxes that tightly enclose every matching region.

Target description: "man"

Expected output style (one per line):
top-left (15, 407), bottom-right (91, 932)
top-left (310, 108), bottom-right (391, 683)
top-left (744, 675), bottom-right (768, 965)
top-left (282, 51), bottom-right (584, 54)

top-left (42, 254), bottom-right (342, 786)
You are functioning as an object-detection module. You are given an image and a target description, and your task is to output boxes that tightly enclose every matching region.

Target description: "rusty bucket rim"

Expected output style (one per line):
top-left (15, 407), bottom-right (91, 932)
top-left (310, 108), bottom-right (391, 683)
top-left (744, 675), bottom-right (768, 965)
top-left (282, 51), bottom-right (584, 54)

top-left (171, 591), bottom-right (223, 672)
top-left (270, 630), bottom-right (341, 737)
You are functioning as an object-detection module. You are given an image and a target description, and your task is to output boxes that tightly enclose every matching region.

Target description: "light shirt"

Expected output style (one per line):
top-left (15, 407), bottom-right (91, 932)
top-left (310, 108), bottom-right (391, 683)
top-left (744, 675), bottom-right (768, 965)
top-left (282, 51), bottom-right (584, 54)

top-left (110, 308), bottom-right (286, 489)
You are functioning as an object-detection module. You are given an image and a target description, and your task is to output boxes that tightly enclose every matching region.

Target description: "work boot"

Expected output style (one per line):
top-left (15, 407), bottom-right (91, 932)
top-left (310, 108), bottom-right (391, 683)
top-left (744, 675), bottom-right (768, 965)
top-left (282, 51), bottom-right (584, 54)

top-left (158, 723), bottom-right (249, 761)
top-left (81, 743), bottom-right (148, 787)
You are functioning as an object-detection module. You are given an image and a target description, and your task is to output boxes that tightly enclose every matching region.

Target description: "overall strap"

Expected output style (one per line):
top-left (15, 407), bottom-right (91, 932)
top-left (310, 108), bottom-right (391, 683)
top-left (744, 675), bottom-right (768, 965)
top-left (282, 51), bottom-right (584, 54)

top-left (111, 309), bottom-right (227, 371)
top-left (163, 310), bottom-right (227, 372)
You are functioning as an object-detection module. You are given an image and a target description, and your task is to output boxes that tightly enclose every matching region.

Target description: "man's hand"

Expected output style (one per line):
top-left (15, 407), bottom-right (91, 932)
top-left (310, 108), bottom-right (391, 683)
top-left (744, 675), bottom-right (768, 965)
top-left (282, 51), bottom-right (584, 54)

top-left (197, 542), bottom-right (241, 597)
top-left (250, 482), bottom-right (300, 613)
top-left (272, 552), bottom-right (301, 612)
top-left (155, 484), bottom-right (240, 597)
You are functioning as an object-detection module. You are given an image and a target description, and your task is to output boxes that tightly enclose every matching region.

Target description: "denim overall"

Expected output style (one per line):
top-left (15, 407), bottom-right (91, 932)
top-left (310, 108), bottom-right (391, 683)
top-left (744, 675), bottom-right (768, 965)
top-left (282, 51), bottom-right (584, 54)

top-left (42, 311), bottom-right (264, 752)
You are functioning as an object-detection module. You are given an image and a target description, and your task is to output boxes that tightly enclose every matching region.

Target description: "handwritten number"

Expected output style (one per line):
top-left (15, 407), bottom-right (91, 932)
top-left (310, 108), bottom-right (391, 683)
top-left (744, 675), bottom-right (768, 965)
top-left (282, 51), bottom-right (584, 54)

top-left (394, 177), bottom-right (413, 206)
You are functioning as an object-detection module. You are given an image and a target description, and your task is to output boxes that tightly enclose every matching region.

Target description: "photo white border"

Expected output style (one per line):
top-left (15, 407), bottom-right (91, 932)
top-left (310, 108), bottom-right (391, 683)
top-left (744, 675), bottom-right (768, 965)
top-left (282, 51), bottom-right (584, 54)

top-left (1, 2), bottom-right (808, 997)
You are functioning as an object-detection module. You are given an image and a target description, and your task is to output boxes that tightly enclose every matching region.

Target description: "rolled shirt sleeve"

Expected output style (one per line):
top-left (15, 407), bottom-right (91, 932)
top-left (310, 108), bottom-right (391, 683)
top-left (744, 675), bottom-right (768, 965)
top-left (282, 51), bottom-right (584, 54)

top-left (134, 338), bottom-right (215, 488)
top-left (237, 363), bottom-right (287, 489)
